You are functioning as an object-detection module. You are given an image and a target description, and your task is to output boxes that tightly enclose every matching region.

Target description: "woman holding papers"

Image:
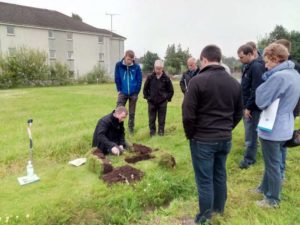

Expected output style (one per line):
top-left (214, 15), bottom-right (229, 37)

top-left (255, 43), bottom-right (300, 208)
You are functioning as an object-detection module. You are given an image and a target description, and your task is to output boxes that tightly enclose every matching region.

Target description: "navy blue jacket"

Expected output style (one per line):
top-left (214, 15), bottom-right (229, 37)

top-left (114, 59), bottom-right (142, 96)
top-left (180, 66), bottom-right (200, 93)
top-left (289, 55), bottom-right (300, 116)
top-left (241, 58), bottom-right (265, 111)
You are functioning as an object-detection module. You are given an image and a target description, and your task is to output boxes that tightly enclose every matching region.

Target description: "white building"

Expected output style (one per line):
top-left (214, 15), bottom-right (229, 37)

top-left (0, 2), bottom-right (125, 78)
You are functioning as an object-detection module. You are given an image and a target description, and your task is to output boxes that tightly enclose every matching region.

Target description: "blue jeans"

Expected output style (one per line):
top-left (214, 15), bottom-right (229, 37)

top-left (190, 139), bottom-right (232, 223)
top-left (242, 110), bottom-right (260, 163)
top-left (280, 146), bottom-right (287, 180)
top-left (259, 138), bottom-right (285, 204)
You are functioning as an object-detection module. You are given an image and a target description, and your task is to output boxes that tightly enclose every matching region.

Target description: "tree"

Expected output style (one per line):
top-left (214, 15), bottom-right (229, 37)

top-left (141, 51), bottom-right (160, 73)
top-left (290, 31), bottom-right (300, 63)
top-left (257, 25), bottom-right (300, 62)
top-left (72, 13), bottom-right (82, 22)
top-left (164, 44), bottom-right (191, 75)
top-left (268, 25), bottom-right (290, 43)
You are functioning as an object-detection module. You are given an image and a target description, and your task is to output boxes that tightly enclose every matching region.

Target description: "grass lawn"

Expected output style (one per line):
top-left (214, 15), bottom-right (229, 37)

top-left (1, 82), bottom-right (300, 225)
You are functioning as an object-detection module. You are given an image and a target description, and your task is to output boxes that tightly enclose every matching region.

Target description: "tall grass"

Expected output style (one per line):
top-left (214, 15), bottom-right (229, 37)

top-left (0, 83), bottom-right (300, 225)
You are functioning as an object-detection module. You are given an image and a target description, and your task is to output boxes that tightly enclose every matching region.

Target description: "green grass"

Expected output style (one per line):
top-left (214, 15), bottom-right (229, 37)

top-left (1, 83), bottom-right (300, 225)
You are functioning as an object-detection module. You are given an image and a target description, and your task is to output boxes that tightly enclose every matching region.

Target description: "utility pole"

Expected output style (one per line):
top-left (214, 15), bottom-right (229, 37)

top-left (105, 13), bottom-right (119, 34)
top-left (105, 13), bottom-right (119, 75)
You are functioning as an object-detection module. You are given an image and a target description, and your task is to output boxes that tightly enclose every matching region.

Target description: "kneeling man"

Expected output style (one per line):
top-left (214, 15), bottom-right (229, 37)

top-left (92, 106), bottom-right (128, 156)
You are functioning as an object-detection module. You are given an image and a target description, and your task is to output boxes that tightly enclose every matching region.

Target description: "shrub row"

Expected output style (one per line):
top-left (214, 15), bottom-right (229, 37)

top-left (0, 47), bottom-right (111, 89)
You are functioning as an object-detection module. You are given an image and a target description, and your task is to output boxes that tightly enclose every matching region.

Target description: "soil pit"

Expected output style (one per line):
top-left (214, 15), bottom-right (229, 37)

top-left (133, 143), bottom-right (152, 154)
top-left (102, 165), bottom-right (144, 184)
top-left (125, 154), bottom-right (155, 163)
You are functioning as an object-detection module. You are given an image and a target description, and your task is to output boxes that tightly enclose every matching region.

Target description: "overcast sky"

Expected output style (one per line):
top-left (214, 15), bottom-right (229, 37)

top-left (3, 0), bottom-right (300, 59)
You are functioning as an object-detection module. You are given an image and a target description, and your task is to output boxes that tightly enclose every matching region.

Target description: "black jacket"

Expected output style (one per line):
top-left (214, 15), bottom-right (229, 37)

top-left (143, 72), bottom-right (174, 105)
top-left (180, 67), bottom-right (200, 93)
top-left (241, 57), bottom-right (265, 111)
top-left (289, 56), bottom-right (300, 116)
top-left (92, 111), bottom-right (125, 154)
top-left (182, 65), bottom-right (243, 140)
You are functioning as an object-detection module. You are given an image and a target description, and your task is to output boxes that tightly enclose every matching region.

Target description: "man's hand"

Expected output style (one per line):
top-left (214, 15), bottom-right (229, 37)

top-left (119, 145), bottom-right (124, 151)
top-left (111, 146), bottom-right (120, 156)
top-left (244, 109), bottom-right (252, 119)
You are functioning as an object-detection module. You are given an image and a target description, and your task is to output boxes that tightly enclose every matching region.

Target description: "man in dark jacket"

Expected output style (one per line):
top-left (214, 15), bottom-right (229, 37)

top-left (237, 44), bottom-right (265, 169)
top-left (274, 39), bottom-right (300, 180)
top-left (143, 59), bottom-right (174, 136)
top-left (275, 39), bottom-right (300, 116)
top-left (180, 57), bottom-right (200, 94)
top-left (92, 106), bottom-right (128, 156)
top-left (182, 45), bottom-right (243, 224)
top-left (115, 50), bottom-right (142, 134)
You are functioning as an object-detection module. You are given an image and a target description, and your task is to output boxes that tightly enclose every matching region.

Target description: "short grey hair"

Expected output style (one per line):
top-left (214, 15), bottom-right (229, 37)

top-left (154, 59), bottom-right (164, 68)
top-left (187, 57), bottom-right (196, 64)
top-left (115, 106), bottom-right (128, 115)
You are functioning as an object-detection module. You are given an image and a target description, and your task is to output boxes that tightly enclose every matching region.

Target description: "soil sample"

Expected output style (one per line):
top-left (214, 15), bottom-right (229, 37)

top-left (158, 153), bottom-right (176, 168)
top-left (86, 148), bottom-right (113, 175)
top-left (132, 143), bottom-right (152, 154)
top-left (102, 165), bottom-right (144, 184)
top-left (125, 154), bottom-right (155, 163)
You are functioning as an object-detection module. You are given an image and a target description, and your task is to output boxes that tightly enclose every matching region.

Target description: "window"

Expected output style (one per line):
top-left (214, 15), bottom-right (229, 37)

top-left (98, 36), bottom-right (104, 43)
top-left (67, 51), bottom-right (74, 60)
top-left (8, 47), bottom-right (16, 56)
top-left (48, 30), bottom-right (54, 39)
top-left (49, 50), bottom-right (56, 59)
top-left (7, 26), bottom-right (15, 35)
top-left (67, 32), bottom-right (73, 40)
top-left (99, 53), bottom-right (104, 62)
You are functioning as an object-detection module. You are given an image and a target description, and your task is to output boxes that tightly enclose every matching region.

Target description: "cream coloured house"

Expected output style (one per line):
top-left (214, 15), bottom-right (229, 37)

top-left (0, 2), bottom-right (125, 78)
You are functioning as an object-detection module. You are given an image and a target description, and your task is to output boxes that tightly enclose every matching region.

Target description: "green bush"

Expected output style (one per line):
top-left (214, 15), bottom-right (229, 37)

top-left (0, 47), bottom-right (76, 88)
top-left (84, 65), bottom-right (111, 84)
top-left (0, 47), bottom-right (50, 88)
top-left (49, 62), bottom-right (72, 86)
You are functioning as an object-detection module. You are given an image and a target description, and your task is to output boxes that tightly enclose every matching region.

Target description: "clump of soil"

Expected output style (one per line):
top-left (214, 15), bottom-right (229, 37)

top-left (158, 153), bottom-right (176, 168)
top-left (125, 154), bottom-right (155, 163)
top-left (133, 143), bottom-right (152, 154)
top-left (92, 148), bottom-right (105, 159)
top-left (102, 165), bottom-right (144, 184)
top-left (102, 159), bottom-right (114, 174)
top-left (87, 148), bottom-right (113, 175)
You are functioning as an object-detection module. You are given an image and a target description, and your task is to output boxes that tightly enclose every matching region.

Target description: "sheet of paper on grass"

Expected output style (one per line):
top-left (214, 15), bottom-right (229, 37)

top-left (18, 174), bottom-right (40, 185)
top-left (258, 98), bottom-right (280, 132)
top-left (69, 158), bottom-right (87, 166)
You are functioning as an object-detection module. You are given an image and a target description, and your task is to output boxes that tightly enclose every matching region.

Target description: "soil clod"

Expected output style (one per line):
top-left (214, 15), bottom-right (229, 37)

top-left (125, 154), bottom-right (155, 163)
top-left (102, 165), bottom-right (144, 184)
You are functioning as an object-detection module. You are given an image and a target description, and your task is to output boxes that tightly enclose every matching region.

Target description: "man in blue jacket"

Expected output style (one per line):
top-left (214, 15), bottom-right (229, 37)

top-left (237, 44), bottom-right (265, 169)
top-left (115, 50), bottom-right (142, 134)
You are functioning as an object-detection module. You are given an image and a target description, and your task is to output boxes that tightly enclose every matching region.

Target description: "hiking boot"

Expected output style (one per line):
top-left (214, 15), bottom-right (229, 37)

top-left (250, 187), bottom-right (263, 194)
top-left (239, 160), bottom-right (254, 169)
top-left (158, 129), bottom-right (164, 136)
top-left (128, 127), bottom-right (134, 135)
top-left (158, 132), bottom-right (164, 136)
top-left (256, 199), bottom-right (279, 208)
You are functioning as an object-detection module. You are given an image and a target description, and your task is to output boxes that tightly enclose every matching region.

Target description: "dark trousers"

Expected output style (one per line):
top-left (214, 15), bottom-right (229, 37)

top-left (148, 101), bottom-right (167, 135)
top-left (190, 139), bottom-right (232, 223)
top-left (117, 93), bottom-right (138, 131)
top-left (242, 110), bottom-right (260, 163)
